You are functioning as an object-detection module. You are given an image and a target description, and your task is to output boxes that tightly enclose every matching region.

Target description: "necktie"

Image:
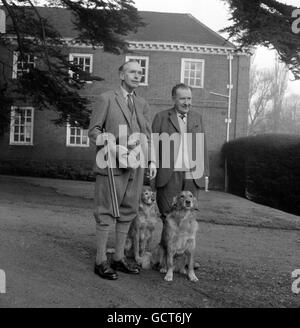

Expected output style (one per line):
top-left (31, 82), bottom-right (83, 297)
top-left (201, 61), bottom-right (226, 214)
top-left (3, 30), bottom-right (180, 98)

top-left (179, 113), bottom-right (186, 122)
top-left (127, 94), bottom-right (134, 115)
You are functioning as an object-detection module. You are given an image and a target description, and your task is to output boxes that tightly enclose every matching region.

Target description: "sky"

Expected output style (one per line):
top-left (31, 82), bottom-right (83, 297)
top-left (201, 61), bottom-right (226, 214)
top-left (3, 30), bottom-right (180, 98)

top-left (134, 0), bottom-right (300, 95)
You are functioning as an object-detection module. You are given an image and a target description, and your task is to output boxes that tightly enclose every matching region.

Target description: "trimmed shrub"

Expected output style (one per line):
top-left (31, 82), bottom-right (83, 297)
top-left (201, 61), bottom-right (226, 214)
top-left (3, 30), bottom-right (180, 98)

top-left (0, 159), bottom-right (95, 181)
top-left (221, 134), bottom-right (300, 216)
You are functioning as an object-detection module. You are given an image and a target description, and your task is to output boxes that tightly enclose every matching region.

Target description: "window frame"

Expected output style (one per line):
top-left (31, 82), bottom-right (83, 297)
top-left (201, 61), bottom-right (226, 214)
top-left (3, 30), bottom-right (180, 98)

top-left (66, 124), bottom-right (90, 148)
top-left (12, 52), bottom-right (36, 79)
top-left (69, 53), bottom-right (93, 84)
top-left (180, 58), bottom-right (205, 89)
top-left (9, 106), bottom-right (34, 146)
top-left (125, 55), bottom-right (149, 86)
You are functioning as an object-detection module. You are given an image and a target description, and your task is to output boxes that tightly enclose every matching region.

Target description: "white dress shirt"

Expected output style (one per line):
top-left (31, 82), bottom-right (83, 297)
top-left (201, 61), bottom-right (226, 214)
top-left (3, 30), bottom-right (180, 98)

top-left (174, 111), bottom-right (191, 173)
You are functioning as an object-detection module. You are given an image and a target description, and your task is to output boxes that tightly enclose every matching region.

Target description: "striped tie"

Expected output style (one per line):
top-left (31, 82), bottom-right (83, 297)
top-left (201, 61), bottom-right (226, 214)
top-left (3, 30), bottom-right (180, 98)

top-left (127, 94), bottom-right (134, 115)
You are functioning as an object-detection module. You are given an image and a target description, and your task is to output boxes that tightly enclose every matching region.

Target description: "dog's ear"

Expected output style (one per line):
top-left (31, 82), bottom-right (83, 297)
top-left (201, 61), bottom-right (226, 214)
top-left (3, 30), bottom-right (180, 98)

top-left (171, 195), bottom-right (178, 209)
top-left (151, 191), bottom-right (156, 199)
top-left (193, 196), bottom-right (199, 210)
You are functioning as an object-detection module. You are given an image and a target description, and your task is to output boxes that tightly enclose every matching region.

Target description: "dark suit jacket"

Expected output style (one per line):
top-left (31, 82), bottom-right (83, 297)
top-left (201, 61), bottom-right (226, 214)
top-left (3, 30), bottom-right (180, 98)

top-left (152, 107), bottom-right (210, 188)
top-left (88, 88), bottom-right (152, 175)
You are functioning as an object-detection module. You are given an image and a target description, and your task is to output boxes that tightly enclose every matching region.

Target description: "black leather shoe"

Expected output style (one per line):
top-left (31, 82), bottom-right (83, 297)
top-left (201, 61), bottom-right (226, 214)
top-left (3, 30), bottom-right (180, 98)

top-left (94, 261), bottom-right (118, 280)
top-left (111, 258), bottom-right (140, 274)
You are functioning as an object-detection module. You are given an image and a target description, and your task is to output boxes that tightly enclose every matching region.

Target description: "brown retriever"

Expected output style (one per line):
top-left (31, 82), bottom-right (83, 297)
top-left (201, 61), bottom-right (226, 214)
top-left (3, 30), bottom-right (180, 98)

top-left (125, 186), bottom-right (160, 267)
top-left (153, 190), bottom-right (199, 282)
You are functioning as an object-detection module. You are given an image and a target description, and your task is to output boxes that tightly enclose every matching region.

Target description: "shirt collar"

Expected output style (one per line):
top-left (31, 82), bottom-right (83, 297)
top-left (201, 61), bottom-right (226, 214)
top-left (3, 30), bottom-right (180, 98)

top-left (176, 110), bottom-right (187, 118)
top-left (120, 86), bottom-right (135, 99)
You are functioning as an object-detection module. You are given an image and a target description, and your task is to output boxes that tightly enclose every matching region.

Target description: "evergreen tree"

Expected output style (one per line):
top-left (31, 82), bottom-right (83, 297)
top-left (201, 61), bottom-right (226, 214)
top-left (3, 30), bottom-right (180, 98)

top-left (0, 0), bottom-right (144, 132)
top-left (222, 0), bottom-right (300, 80)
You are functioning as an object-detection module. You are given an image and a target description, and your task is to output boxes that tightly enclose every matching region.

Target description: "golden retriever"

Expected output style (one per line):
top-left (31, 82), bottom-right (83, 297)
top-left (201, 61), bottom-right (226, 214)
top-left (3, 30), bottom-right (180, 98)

top-left (153, 190), bottom-right (199, 282)
top-left (125, 186), bottom-right (160, 267)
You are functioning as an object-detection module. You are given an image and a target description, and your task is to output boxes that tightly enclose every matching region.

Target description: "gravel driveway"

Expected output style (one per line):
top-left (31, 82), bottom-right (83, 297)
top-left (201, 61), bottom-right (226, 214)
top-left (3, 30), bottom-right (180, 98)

top-left (0, 175), bottom-right (299, 308)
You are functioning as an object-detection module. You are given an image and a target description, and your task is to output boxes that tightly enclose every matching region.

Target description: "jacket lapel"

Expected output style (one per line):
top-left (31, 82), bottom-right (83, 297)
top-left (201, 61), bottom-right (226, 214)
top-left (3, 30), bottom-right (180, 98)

top-left (168, 108), bottom-right (180, 133)
top-left (115, 88), bottom-right (131, 127)
top-left (133, 94), bottom-right (146, 132)
top-left (187, 111), bottom-right (193, 133)
top-left (187, 111), bottom-right (201, 133)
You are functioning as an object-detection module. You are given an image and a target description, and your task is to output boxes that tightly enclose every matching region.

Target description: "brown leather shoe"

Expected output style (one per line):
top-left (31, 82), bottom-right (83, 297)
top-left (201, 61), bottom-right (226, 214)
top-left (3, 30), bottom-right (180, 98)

top-left (111, 258), bottom-right (140, 274)
top-left (94, 261), bottom-right (118, 280)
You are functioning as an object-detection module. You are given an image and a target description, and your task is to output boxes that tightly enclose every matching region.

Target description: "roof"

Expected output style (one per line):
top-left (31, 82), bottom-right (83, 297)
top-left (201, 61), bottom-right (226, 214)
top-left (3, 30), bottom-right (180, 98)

top-left (127, 11), bottom-right (233, 47)
top-left (3, 6), bottom-right (234, 48)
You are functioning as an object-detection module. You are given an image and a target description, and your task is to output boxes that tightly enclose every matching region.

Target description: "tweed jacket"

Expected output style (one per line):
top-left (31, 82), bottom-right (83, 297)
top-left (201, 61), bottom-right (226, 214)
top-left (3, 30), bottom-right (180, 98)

top-left (152, 107), bottom-right (210, 188)
top-left (88, 88), bottom-right (152, 175)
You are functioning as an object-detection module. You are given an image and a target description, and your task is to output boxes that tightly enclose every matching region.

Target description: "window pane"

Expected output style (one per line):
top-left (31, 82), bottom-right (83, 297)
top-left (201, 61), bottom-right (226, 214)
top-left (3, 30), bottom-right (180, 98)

top-left (70, 137), bottom-right (75, 144)
top-left (26, 126), bottom-right (31, 139)
top-left (196, 70), bottom-right (202, 78)
top-left (76, 137), bottom-right (81, 144)
top-left (196, 63), bottom-right (202, 71)
top-left (70, 127), bottom-right (76, 136)
top-left (190, 78), bottom-right (195, 86)
top-left (82, 136), bottom-right (88, 145)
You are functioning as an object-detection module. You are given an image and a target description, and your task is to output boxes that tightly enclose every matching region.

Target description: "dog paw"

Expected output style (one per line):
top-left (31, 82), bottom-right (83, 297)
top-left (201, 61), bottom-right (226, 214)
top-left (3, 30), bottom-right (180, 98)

top-left (160, 268), bottom-right (167, 274)
top-left (179, 268), bottom-right (187, 275)
top-left (164, 273), bottom-right (173, 281)
top-left (135, 257), bottom-right (143, 266)
top-left (188, 272), bottom-right (198, 282)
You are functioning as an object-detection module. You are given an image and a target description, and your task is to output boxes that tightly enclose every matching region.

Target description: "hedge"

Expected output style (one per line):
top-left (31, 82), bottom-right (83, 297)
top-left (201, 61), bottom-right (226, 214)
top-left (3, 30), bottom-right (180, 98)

top-left (0, 159), bottom-right (95, 181)
top-left (221, 134), bottom-right (300, 216)
top-left (0, 158), bottom-right (152, 185)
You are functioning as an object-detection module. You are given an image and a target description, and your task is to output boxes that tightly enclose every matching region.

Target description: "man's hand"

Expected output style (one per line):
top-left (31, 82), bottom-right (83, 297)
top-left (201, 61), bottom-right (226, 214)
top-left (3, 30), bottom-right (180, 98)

top-left (96, 133), bottom-right (115, 146)
top-left (148, 162), bottom-right (157, 180)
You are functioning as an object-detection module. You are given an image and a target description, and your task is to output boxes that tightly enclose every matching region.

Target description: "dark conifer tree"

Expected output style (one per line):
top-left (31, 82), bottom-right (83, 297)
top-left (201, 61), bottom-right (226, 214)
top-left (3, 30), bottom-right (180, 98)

top-left (222, 0), bottom-right (300, 80)
top-left (0, 0), bottom-right (144, 131)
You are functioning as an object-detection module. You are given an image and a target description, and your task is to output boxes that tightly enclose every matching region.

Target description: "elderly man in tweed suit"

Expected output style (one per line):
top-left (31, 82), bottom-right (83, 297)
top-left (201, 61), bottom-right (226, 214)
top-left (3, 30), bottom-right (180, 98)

top-left (152, 83), bottom-right (210, 219)
top-left (89, 61), bottom-right (156, 280)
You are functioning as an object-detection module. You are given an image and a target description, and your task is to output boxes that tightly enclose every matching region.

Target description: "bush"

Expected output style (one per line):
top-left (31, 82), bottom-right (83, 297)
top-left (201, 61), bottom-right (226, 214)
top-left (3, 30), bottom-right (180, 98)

top-left (221, 134), bottom-right (300, 216)
top-left (0, 159), bottom-right (95, 181)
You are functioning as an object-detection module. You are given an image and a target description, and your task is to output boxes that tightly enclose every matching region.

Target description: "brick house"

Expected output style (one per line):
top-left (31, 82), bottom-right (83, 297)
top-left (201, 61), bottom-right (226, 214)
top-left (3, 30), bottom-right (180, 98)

top-left (0, 7), bottom-right (250, 188)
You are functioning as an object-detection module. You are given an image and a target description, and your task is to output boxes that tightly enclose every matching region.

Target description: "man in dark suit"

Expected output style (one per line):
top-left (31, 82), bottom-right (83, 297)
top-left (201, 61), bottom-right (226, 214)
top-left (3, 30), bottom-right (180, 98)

top-left (89, 61), bottom-right (156, 280)
top-left (152, 83), bottom-right (209, 218)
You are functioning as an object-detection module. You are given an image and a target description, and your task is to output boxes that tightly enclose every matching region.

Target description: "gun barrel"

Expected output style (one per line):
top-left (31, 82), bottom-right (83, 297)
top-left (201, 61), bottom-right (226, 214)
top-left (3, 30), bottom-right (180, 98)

top-left (104, 130), bottom-right (120, 218)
